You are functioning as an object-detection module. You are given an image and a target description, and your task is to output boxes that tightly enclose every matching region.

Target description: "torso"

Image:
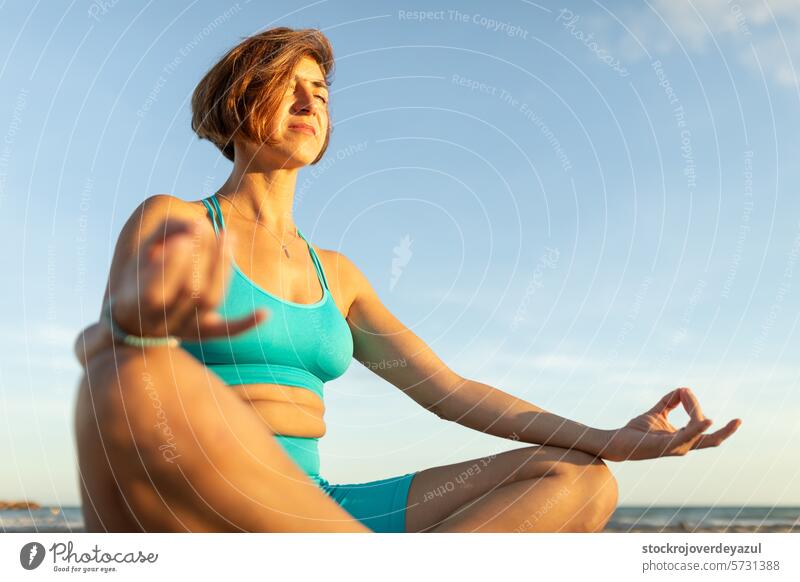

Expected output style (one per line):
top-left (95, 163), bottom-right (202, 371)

top-left (182, 197), bottom-right (357, 439)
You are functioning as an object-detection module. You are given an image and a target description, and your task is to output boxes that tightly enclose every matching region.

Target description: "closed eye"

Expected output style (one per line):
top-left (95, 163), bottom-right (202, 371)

top-left (315, 94), bottom-right (327, 103)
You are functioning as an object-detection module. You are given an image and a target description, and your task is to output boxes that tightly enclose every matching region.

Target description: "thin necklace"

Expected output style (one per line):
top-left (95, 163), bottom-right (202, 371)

top-left (215, 193), bottom-right (298, 259)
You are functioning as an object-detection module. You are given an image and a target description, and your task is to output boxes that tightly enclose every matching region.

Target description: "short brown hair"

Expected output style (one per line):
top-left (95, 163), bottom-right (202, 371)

top-left (191, 27), bottom-right (334, 164)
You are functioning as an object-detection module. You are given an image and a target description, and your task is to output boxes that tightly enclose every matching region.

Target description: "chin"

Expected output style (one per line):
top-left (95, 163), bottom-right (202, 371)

top-left (262, 145), bottom-right (320, 169)
top-left (287, 150), bottom-right (320, 168)
top-left (297, 146), bottom-right (326, 166)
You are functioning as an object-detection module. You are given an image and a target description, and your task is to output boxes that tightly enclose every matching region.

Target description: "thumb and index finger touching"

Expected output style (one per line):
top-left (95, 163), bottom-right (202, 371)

top-left (650, 387), bottom-right (706, 422)
top-left (652, 387), bottom-right (743, 451)
top-left (650, 387), bottom-right (712, 446)
top-left (675, 387), bottom-right (712, 438)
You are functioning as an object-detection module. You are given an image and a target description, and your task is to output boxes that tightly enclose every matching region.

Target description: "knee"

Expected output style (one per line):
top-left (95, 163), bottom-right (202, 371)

top-left (81, 346), bottom-right (139, 411)
top-left (78, 347), bottom-right (186, 461)
top-left (76, 349), bottom-right (122, 438)
top-left (534, 448), bottom-right (617, 532)
top-left (563, 457), bottom-right (618, 532)
top-left (80, 347), bottom-right (144, 433)
top-left (587, 459), bottom-right (618, 531)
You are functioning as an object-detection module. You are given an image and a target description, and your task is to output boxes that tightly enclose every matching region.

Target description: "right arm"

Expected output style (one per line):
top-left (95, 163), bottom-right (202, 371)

top-left (74, 194), bottom-right (370, 532)
top-left (74, 194), bottom-right (258, 366)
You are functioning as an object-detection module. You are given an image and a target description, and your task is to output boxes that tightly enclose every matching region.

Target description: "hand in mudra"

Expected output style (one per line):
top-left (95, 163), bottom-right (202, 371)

top-left (604, 387), bottom-right (741, 462)
top-left (111, 217), bottom-right (267, 341)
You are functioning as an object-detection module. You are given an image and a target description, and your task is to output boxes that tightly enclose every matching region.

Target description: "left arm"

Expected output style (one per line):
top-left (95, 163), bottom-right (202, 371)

top-left (340, 253), bottom-right (741, 461)
top-left (341, 253), bottom-right (610, 455)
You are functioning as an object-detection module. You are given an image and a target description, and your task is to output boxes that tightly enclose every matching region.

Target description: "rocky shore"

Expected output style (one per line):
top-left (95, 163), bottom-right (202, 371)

top-left (0, 500), bottom-right (41, 510)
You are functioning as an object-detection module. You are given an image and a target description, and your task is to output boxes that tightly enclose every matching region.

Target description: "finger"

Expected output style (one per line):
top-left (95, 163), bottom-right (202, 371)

top-left (679, 387), bottom-right (706, 423)
top-left (197, 309), bottom-right (269, 339)
top-left (648, 389), bottom-right (682, 416)
top-left (671, 417), bottom-right (713, 449)
top-left (191, 216), bottom-right (222, 306)
top-left (140, 233), bottom-right (194, 327)
top-left (181, 228), bottom-right (235, 338)
top-left (190, 214), bottom-right (218, 293)
top-left (691, 419), bottom-right (742, 450)
top-left (170, 218), bottom-right (218, 327)
top-left (204, 229), bottom-right (236, 310)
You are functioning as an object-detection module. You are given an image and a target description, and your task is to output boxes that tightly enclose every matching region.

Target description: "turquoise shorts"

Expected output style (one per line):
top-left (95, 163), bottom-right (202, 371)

top-left (275, 435), bottom-right (415, 533)
top-left (312, 473), bottom-right (416, 533)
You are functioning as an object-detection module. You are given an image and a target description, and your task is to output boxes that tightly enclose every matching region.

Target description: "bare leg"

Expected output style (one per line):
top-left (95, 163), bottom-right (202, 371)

top-left (75, 328), bottom-right (369, 532)
top-left (405, 445), bottom-right (618, 532)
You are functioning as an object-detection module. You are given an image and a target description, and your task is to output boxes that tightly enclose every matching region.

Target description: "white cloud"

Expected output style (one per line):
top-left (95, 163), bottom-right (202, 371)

top-left (612, 0), bottom-right (800, 88)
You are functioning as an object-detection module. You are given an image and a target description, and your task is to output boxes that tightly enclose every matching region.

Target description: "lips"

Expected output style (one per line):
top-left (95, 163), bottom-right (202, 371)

top-left (288, 123), bottom-right (316, 136)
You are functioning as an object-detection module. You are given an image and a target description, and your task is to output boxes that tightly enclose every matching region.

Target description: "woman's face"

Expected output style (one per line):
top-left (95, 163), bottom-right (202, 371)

top-left (260, 55), bottom-right (330, 168)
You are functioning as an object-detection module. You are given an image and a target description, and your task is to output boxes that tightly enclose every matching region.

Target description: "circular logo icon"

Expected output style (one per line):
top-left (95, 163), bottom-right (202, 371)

top-left (19, 542), bottom-right (46, 570)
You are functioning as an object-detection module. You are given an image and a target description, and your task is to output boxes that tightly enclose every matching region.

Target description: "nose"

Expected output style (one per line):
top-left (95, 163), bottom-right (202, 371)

top-left (291, 83), bottom-right (320, 116)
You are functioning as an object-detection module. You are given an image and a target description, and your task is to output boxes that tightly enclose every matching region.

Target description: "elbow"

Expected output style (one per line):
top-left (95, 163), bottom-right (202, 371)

top-left (428, 374), bottom-right (468, 421)
top-left (428, 403), bottom-right (450, 421)
top-left (73, 328), bottom-right (89, 367)
top-left (73, 321), bottom-right (106, 369)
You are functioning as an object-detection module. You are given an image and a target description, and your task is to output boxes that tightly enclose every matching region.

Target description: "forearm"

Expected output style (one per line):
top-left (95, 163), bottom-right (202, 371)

top-left (437, 377), bottom-right (613, 457)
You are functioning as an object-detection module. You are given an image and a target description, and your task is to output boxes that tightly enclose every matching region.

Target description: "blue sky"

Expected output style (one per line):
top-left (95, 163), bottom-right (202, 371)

top-left (0, 0), bottom-right (798, 508)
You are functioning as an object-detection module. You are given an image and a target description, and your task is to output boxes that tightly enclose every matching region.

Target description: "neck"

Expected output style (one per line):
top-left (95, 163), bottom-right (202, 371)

top-left (215, 154), bottom-right (299, 235)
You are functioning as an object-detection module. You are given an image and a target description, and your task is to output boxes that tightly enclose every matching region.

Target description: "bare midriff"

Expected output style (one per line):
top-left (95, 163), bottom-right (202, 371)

top-left (234, 383), bottom-right (326, 438)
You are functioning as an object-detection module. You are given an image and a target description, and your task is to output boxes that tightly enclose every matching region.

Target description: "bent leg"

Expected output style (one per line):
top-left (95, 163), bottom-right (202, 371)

top-left (75, 340), bottom-right (369, 532)
top-left (405, 445), bottom-right (618, 532)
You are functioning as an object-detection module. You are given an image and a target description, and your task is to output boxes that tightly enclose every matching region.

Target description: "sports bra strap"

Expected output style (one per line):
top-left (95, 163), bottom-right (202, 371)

top-left (209, 194), bottom-right (226, 230)
top-left (201, 197), bottom-right (221, 237)
top-left (297, 229), bottom-right (330, 291)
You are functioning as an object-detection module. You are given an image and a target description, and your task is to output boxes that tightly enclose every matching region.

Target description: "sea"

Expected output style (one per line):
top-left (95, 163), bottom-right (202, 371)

top-left (605, 506), bottom-right (800, 532)
top-left (1, 506), bottom-right (798, 533)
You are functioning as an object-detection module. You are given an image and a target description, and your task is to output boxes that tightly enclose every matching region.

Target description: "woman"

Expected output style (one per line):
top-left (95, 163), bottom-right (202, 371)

top-left (73, 27), bottom-right (741, 533)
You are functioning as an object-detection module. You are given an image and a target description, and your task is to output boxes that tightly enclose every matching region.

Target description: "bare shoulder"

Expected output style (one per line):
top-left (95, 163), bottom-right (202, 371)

top-left (121, 194), bottom-right (209, 242)
top-left (137, 193), bottom-right (208, 221)
top-left (314, 247), bottom-right (373, 315)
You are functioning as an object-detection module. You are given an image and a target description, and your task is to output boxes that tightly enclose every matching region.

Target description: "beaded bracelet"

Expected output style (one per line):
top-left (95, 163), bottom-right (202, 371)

top-left (101, 298), bottom-right (180, 349)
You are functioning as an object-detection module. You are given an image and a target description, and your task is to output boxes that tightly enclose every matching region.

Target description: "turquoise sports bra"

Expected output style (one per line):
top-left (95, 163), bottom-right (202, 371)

top-left (181, 194), bottom-right (353, 399)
